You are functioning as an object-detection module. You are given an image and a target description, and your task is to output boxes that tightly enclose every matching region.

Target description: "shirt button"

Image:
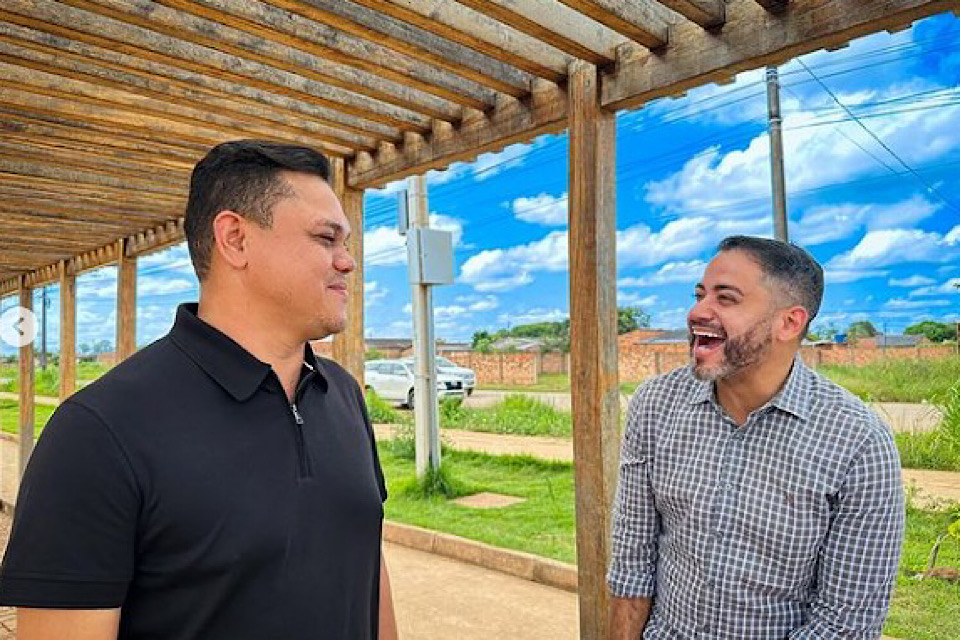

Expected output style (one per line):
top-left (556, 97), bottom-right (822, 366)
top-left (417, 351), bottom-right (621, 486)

top-left (698, 623), bottom-right (712, 633)
top-left (714, 530), bottom-right (724, 541)
top-left (705, 579), bottom-right (717, 589)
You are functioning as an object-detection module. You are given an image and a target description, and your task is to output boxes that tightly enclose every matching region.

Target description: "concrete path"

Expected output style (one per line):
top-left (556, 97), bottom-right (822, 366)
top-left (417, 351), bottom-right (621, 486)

top-left (375, 424), bottom-right (960, 506)
top-left (466, 390), bottom-right (944, 433)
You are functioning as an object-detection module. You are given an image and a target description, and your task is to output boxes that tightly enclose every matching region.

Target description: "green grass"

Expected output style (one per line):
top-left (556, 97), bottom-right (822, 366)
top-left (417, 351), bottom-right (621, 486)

top-left (380, 445), bottom-right (577, 563)
top-left (380, 441), bottom-right (959, 638)
top-left (896, 382), bottom-right (960, 472)
top-left (0, 400), bottom-right (56, 437)
top-left (0, 361), bottom-right (110, 397)
top-left (440, 394), bottom-right (572, 437)
top-left (884, 497), bottom-right (960, 640)
top-left (818, 358), bottom-right (960, 404)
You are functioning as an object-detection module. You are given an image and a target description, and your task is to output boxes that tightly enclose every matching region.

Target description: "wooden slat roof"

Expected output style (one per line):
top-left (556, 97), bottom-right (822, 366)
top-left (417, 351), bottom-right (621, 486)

top-left (1, 0), bottom-right (957, 292)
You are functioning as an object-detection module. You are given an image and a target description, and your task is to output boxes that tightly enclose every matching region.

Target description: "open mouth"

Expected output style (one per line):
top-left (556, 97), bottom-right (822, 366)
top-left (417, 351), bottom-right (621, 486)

top-left (691, 328), bottom-right (726, 358)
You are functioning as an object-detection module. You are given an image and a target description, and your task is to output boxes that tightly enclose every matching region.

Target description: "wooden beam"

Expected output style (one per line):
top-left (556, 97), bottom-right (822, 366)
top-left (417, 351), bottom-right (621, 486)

top-left (268, 0), bottom-right (535, 95)
top-left (656, 0), bottom-right (726, 28)
top-left (349, 82), bottom-right (567, 189)
top-left (157, 0), bottom-right (513, 105)
top-left (0, 38), bottom-right (382, 150)
top-left (567, 61), bottom-right (619, 640)
top-left (116, 239), bottom-right (137, 361)
top-left (0, 158), bottom-right (185, 197)
top-left (59, 261), bottom-right (77, 400)
top-left (330, 159), bottom-right (365, 385)
top-left (55, 0), bottom-right (467, 119)
top-left (602, 0), bottom-right (958, 111)
top-left (348, 0), bottom-right (573, 82)
top-left (454, 0), bottom-right (628, 64)
top-left (0, 1), bottom-right (433, 132)
top-left (556, 0), bottom-right (671, 49)
top-left (0, 23), bottom-right (400, 142)
top-left (18, 279), bottom-right (35, 478)
top-left (0, 62), bottom-right (363, 155)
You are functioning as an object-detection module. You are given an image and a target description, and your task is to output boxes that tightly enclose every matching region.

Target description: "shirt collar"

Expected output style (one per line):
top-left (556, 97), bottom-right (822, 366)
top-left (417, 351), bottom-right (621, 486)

top-left (686, 355), bottom-right (811, 422)
top-left (169, 303), bottom-right (326, 402)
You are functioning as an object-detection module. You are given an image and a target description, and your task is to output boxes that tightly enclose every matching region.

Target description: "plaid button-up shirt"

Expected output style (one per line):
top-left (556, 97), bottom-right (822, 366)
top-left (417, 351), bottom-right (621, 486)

top-left (608, 358), bottom-right (904, 639)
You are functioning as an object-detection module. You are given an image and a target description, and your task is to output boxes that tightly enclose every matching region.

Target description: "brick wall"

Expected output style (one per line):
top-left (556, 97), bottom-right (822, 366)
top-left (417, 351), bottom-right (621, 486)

top-left (538, 351), bottom-right (570, 375)
top-left (800, 344), bottom-right (957, 367)
top-left (446, 352), bottom-right (538, 385)
top-left (619, 343), bottom-right (689, 382)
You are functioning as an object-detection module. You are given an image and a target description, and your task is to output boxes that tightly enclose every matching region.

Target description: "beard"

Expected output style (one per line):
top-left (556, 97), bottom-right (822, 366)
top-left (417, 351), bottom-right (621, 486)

top-left (691, 314), bottom-right (773, 382)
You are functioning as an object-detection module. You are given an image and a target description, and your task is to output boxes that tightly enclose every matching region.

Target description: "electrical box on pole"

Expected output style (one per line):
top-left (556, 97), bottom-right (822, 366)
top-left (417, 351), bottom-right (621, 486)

top-left (404, 176), bottom-right (454, 478)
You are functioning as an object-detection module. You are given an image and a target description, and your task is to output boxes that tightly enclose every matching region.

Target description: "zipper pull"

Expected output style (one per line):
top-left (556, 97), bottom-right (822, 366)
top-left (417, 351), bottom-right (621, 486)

top-left (290, 403), bottom-right (304, 425)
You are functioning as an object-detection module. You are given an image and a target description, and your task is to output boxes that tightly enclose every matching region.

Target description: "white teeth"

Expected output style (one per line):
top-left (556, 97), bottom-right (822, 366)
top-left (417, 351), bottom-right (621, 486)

top-left (692, 329), bottom-right (724, 339)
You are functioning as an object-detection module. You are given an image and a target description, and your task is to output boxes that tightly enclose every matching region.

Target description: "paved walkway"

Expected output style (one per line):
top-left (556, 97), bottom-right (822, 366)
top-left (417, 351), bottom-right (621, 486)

top-left (374, 424), bottom-right (960, 505)
top-left (3, 390), bottom-right (945, 433)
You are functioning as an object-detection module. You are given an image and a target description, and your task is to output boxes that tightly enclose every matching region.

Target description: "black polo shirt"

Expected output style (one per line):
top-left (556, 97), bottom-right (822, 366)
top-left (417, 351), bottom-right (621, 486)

top-left (0, 303), bottom-right (387, 640)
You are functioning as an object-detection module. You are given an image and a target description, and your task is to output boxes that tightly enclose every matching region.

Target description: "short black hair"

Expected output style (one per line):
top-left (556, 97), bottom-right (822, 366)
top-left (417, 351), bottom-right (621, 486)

top-left (185, 140), bottom-right (332, 280)
top-left (717, 235), bottom-right (824, 334)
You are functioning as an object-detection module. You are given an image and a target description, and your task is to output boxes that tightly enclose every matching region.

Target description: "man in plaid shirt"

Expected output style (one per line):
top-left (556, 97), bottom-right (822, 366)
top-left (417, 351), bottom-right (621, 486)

top-left (608, 236), bottom-right (904, 639)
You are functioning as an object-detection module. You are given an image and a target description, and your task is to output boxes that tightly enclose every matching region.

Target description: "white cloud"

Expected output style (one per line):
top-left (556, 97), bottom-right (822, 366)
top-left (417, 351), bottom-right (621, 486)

top-left (618, 260), bottom-right (707, 287)
top-left (889, 275), bottom-right (936, 287)
top-left (908, 277), bottom-right (960, 297)
top-left (884, 297), bottom-right (952, 309)
top-left (365, 213), bottom-right (465, 267)
top-left (364, 281), bottom-right (387, 307)
top-left (824, 268), bottom-right (889, 284)
top-left (459, 230), bottom-right (568, 292)
top-left (644, 84), bottom-right (960, 216)
top-left (511, 192), bottom-right (568, 226)
top-left (138, 278), bottom-right (197, 297)
top-left (617, 292), bottom-right (659, 308)
top-left (473, 143), bottom-right (532, 180)
top-left (827, 227), bottom-right (960, 270)
top-left (496, 308), bottom-right (567, 326)
top-left (651, 307), bottom-right (689, 329)
top-left (793, 196), bottom-right (940, 246)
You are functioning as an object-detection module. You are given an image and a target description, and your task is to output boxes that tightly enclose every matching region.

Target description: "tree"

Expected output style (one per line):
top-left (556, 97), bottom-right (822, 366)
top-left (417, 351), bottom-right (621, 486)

top-left (471, 330), bottom-right (491, 349)
top-left (846, 321), bottom-right (878, 339)
top-left (617, 306), bottom-right (652, 335)
top-left (905, 321), bottom-right (958, 343)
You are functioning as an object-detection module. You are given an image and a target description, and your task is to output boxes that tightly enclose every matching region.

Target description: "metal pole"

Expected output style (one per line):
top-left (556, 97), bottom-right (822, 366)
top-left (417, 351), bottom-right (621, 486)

top-left (409, 175), bottom-right (441, 477)
top-left (766, 65), bottom-right (789, 242)
top-left (39, 287), bottom-right (47, 369)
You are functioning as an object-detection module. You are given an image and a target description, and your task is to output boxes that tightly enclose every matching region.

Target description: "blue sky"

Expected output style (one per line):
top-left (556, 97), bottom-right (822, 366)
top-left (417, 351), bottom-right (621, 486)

top-left (3, 12), bottom-right (959, 353)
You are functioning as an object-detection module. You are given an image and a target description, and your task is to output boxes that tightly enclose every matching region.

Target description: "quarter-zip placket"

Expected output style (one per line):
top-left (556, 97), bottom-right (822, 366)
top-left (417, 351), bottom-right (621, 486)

top-left (288, 367), bottom-right (316, 479)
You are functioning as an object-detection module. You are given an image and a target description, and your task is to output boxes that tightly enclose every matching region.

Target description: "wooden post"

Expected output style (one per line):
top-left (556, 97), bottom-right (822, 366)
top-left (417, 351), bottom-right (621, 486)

top-left (18, 278), bottom-right (35, 479)
top-left (567, 60), bottom-right (619, 640)
top-left (116, 239), bottom-right (137, 361)
top-left (59, 260), bottom-right (77, 400)
top-left (331, 159), bottom-right (366, 386)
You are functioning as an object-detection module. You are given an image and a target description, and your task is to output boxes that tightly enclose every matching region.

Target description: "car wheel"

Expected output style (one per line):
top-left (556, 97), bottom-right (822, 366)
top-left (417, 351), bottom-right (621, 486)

top-left (406, 388), bottom-right (415, 409)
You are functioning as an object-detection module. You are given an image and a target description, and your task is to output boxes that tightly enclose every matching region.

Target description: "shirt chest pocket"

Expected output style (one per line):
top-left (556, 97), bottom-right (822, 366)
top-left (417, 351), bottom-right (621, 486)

top-left (735, 470), bottom-right (832, 567)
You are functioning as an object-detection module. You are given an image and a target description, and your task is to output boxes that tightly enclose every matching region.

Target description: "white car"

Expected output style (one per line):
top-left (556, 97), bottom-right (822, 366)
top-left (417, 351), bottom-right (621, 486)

top-left (364, 359), bottom-right (465, 408)
top-left (400, 356), bottom-right (476, 396)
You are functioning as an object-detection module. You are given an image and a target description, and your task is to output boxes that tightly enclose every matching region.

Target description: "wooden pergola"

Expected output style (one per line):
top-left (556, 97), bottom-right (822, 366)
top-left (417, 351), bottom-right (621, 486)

top-left (1, 1), bottom-right (956, 636)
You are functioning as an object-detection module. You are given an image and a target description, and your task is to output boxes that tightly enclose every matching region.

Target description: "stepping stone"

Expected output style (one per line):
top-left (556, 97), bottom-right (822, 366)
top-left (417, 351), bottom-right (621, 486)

top-left (453, 492), bottom-right (526, 509)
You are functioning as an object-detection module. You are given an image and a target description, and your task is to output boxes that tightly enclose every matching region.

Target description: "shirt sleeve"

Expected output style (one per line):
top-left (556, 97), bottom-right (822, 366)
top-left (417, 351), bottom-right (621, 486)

top-left (0, 399), bottom-right (140, 608)
top-left (789, 425), bottom-right (905, 639)
top-left (607, 384), bottom-right (661, 598)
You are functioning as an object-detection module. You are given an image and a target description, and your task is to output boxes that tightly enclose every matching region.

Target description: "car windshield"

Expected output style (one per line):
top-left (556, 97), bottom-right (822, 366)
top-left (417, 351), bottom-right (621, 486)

top-left (437, 357), bottom-right (455, 367)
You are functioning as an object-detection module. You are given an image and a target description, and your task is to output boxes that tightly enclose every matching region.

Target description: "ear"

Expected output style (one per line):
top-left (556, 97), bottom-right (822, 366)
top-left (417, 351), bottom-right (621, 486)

top-left (776, 306), bottom-right (809, 343)
top-left (210, 210), bottom-right (248, 272)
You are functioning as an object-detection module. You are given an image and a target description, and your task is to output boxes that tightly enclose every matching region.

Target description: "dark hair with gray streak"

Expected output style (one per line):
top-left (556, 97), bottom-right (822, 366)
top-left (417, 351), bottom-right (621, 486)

top-left (185, 139), bottom-right (331, 280)
top-left (717, 235), bottom-right (824, 335)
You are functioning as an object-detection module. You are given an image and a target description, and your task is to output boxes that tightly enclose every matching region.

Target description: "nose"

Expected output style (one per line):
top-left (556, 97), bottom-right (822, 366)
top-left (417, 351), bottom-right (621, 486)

top-left (687, 296), bottom-right (716, 327)
top-left (335, 246), bottom-right (356, 274)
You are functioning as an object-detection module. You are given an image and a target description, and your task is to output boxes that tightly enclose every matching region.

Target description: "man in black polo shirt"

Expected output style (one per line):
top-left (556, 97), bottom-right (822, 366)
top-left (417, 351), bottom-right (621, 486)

top-left (0, 140), bottom-right (397, 640)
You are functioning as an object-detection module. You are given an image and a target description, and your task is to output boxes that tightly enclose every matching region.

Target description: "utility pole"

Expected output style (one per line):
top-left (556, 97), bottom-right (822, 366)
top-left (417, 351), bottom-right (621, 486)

top-left (766, 66), bottom-right (789, 242)
top-left (408, 175), bottom-right (441, 477)
top-left (39, 287), bottom-right (47, 369)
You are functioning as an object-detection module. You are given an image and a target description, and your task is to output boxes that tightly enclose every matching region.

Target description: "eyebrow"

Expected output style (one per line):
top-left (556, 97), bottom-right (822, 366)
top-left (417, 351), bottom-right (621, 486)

top-left (311, 220), bottom-right (350, 238)
top-left (695, 283), bottom-right (744, 296)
